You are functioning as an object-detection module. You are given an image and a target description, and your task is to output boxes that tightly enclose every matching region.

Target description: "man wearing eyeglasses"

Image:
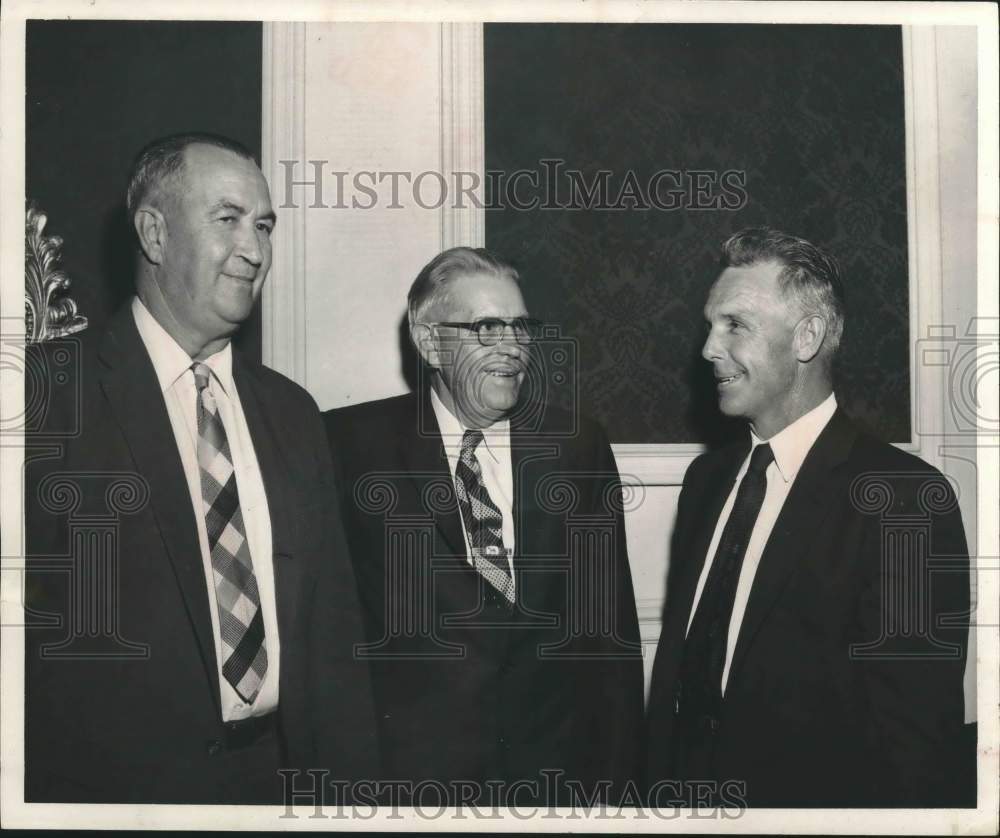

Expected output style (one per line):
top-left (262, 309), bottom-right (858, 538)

top-left (324, 246), bottom-right (643, 807)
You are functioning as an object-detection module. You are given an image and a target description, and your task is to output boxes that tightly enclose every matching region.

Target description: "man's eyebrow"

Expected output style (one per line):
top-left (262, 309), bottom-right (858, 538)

top-left (209, 200), bottom-right (277, 225)
top-left (716, 301), bottom-right (756, 320)
top-left (209, 199), bottom-right (247, 214)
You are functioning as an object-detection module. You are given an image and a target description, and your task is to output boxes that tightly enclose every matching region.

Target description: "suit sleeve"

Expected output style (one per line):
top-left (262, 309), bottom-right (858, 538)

top-left (303, 402), bottom-right (381, 791)
top-left (643, 452), bottom-right (709, 792)
top-left (855, 471), bottom-right (971, 806)
top-left (590, 422), bottom-right (645, 801)
top-left (23, 342), bottom-right (87, 799)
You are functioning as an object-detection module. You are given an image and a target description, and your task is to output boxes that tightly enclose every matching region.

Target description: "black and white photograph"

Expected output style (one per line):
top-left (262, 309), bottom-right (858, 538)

top-left (1, 0), bottom-right (997, 832)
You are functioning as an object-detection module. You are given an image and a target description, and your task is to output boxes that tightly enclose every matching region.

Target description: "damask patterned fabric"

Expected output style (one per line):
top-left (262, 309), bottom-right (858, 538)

top-left (485, 24), bottom-right (910, 444)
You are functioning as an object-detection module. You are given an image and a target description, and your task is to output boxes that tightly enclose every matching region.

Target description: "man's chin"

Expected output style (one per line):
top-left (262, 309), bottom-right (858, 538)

top-left (216, 303), bottom-right (257, 332)
top-left (460, 394), bottom-right (520, 427)
top-left (716, 394), bottom-right (745, 419)
top-left (485, 387), bottom-right (522, 413)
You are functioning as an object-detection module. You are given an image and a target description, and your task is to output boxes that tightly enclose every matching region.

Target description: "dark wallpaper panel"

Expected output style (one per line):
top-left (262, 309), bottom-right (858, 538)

top-left (26, 20), bottom-right (264, 359)
top-left (485, 24), bottom-right (910, 445)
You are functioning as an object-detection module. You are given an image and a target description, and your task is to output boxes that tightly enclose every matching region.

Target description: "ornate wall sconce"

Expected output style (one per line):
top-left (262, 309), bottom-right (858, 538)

top-left (25, 204), bottom-right (87, 343)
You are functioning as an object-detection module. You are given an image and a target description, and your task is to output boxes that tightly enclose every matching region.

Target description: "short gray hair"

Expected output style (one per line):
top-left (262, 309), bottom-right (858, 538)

top-left (407, 247), bottom-right (521, 328)
top-left (720, 226), bottom-right (846, 355)
top-left (125, 132), bottom-right (257, 226)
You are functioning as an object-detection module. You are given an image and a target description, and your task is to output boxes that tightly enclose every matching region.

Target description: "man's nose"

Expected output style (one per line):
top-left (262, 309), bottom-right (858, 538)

top-left (235, 223), bottom-right (265, 268)
top-left (702, 328), bottom-right (723, 362)
top-left (495, 325), bottom-right (524, 353)
top-left (495, 340), bottom-right (523, 358)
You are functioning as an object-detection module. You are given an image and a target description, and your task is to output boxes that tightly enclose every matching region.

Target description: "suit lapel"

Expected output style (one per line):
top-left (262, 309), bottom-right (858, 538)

top-left (508, 417), bottom-right (565, 589)
top-left (97, 308), bottom-right (219, 708)
top-left (508, 420), bottom-right (548, 569)
top-left (401, 392), bottom-right (466, 560)
top-left (660, 445), bottom-right (748, 679)
top-left (232, 357), bottom-right (301, 656)
top-left (728, 410), bottom-right (858, 681)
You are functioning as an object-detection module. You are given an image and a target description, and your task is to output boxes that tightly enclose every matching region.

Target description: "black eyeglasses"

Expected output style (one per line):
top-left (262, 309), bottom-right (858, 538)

top-left (432, 317), bottom-right (543, 346)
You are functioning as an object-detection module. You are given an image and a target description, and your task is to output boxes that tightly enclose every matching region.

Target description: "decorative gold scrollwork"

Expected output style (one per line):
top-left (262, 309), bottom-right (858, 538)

top-left (25, 203), bottom-right (87, 343)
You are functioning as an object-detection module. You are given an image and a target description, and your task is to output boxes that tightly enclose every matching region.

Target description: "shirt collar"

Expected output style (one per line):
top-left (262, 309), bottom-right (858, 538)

top-left (750, 392), bottom-right (838, 483)
top-left (131, 296), bottom-right (233, 395)
top-left (429, 387), bottom-right (510, 462)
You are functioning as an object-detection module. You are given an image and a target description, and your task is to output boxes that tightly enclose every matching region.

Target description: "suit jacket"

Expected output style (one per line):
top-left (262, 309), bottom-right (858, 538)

top-left (645, 410), bottom-right (971, 807)
top-left (24, 306), bottom-right (378, 803)
top-left (324, 391), bottom-right (644, 805)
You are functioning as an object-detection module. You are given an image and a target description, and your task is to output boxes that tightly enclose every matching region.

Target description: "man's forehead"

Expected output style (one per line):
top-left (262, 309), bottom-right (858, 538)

top-left (183, 141), bottom-right (254, 170)
top-left (706, 261), bottom-right (785, 312)
top-left (440, 272), bottom-right (526, 317)
top-left (181, 144), bottom-right (270, 196)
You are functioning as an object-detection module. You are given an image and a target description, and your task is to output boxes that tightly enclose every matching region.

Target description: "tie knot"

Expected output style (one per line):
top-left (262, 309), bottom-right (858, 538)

top-left (192, 362), bottom-right (212, 393)
top-left (748, 442), bottom-right (774, 475)
top-left (461, 429), bottom-right (484, 456)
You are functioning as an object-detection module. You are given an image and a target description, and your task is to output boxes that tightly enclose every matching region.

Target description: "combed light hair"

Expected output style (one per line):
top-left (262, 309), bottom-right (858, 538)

top-left (125, 132), bottom-right (257, 226)
top-left (720, 226), bottom-right (846, 356)
top-left (407, 247), bottom-right (521, 329)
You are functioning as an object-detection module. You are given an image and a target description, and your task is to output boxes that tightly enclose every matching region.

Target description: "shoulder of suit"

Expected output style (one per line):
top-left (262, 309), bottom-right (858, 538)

top-left (520, 401), bottom-right (610, 443)
top-left (27, 325), bottom-right (102, 368)
top-left (842, 421), bottom-right (946, 476)
top-left (235, 353), bottom-right (321, 415)
top-left (684, 438), bottom-right (745, 484)
top-left (840, 424), bottom-right (958, 513)
top-left (683, 413), bottom-right (949, 482)
top-left (25, 330), bottom-right (104, 434)
top-left (323, 392), bottom-right (416, 435)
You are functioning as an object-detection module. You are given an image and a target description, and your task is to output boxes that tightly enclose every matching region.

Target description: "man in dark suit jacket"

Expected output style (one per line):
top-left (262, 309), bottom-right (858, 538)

top-left (324, 247), bottom-right (644, 806)
top-left (645, 228), bottom-right (971, 807)
top-left (24, 133), bottom-right (376, 804)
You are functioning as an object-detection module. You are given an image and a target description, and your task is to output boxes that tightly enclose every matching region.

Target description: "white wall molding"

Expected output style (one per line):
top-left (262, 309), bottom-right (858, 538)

top-left (613, 443), bottom-right (702, 487)
top-left (637, 601), bottom-right (665, 638)
top-left (439, 22), bottom-right (485, 250)
top-left (261, 22), bottom-right (308, 385)
top-left (902, 26), bottom-right (946, 472)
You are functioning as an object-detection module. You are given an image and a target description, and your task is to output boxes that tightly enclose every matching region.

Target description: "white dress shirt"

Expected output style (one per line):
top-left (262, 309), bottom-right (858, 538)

top-left (430, 387), bottom-right (516, 581)
top-left (685, 392), bottom-right (838, 694)
top-left (132, 297), bottom-right (280, 721)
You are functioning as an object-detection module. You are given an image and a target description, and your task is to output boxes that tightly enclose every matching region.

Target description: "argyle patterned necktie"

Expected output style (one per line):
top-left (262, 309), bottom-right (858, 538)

top-left (193, 362), bottom-right (267, 703)
top-left (453, 429), bottom-right (515, 604)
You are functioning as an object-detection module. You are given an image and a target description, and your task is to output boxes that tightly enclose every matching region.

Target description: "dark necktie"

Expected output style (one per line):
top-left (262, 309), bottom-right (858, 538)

top-left (674, 442), bottom-right (774, 771)
top-left (453, 429), bottom-right (515, 604)
top-left (193, 362), bottom-right (267, 703)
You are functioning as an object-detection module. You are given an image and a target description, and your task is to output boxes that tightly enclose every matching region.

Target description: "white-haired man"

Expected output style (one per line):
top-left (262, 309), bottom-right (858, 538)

top-left (325, 246), bottom-right (644, 806)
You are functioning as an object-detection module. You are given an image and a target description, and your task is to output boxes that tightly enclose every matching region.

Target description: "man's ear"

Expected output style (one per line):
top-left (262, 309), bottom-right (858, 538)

top-left (134, 206), bottom-right (167, 265)
top-left (793, 314), bottom-right (827, 363)
top-left (411, 323), bottom-right (441, 368)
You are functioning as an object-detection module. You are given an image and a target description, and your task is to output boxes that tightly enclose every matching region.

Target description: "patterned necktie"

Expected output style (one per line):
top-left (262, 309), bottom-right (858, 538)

top-left (193, 362), bottom-right (267, 703)
top-left (680, 442), bottom-right (774, 707)
top-left (453, 429), bottom-right (515, 604)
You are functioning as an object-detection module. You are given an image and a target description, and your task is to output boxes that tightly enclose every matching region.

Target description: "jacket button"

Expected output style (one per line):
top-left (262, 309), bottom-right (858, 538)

top-left (206, 739), bottom-right (222, 756)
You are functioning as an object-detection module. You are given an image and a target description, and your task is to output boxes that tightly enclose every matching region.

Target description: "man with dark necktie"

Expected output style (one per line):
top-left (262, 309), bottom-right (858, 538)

top-left (645, 228), bottom-right (971, 807)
